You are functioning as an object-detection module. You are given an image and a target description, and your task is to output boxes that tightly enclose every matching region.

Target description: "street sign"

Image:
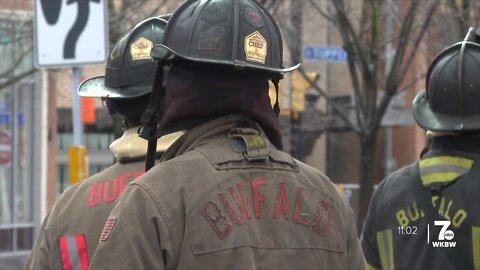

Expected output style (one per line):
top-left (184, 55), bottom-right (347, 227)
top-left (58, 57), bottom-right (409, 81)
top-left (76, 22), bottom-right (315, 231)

top-left (34, 0), bottom-right (108, 68)
top-left (303, 46), bottom-right (348, 62)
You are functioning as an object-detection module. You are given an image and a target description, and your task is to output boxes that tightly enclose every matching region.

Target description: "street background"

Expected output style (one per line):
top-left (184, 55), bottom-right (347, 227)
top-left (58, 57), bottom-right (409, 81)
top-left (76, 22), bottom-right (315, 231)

top-left (0, 0), bottom-right (476, 269)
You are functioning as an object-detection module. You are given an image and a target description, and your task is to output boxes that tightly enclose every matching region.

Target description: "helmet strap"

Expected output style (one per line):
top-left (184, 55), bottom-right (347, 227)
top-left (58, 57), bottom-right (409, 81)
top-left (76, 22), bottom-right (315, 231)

top-left (121, 120), bottom-right (129, 132)
top-left (272, 78), bottom-right (280, 116)
top-left (138, 61), bottom-right (166, 171)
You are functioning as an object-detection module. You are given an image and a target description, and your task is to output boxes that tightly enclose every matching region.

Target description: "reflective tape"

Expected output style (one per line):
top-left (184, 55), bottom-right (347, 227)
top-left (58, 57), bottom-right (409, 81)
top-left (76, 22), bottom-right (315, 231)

top-left (419, 156), bottom-right (474, 186)
top-left (59, 235), bottom-right (89, 270)
top-left (376, 229), bottom-right (394, 270)
top-left (473, 227), bottom-right (480, 270)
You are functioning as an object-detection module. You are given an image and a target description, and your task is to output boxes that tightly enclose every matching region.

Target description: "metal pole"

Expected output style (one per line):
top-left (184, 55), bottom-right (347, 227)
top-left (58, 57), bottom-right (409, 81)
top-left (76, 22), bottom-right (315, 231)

top-left (72, 67), bottom-right (83, 146)
top-left (290, 0), bottom-right (303, 159)
top-left (383, 0), bottom-right (397, 176)
top-left (11, 20), bottom-right (18, 252)
top-left (69, 67), bottom-right (87, 184)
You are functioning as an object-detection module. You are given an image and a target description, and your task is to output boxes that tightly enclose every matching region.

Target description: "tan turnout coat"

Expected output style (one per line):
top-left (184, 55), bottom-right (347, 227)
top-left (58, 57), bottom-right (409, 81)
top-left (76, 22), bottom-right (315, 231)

top-left (89, 115), bottom-right (366, 270)
top-left (25, 128), bottom-right (181, 270)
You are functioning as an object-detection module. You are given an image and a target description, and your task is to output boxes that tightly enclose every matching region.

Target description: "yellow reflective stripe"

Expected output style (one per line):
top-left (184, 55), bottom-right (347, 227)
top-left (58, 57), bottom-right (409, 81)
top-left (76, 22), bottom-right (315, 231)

top-left (420, 156), bottom-right (474, 169)
top-left (419, 156), bottom-right (474, 186)
top-left (421, 172), bottom-right (463, 186)
top-left (376, 229), bottom-right (394, 270)
top-left (367, 263), bottom-right (379, 270)
top-left (472, 227), bottom-right (480, 270)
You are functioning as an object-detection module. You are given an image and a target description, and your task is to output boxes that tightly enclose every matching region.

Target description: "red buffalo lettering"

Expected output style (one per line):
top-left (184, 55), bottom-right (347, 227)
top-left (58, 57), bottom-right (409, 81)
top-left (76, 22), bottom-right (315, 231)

top-left (237, 181), bottom-right (251, 220)
top-left (217, 187), bottom-right (249, 225)
top-left (312, 201), bottom-right (333, 236)
top-left (88, 171), bottom-right (143, 207)
top-left (88, 183), bottom-right (103, 207)
top-left (293, 187), bottom-right (310, 226)
top-left (200, 201), bottom-right (233, 239)
top-left (273, 182), bottom-right (289, 220)
top-left (251, 179), bottom-right (268, 219)
top-left (200, 179), bottom-right (334, 239)
top-left (103, 178), bottom-right (119, 202)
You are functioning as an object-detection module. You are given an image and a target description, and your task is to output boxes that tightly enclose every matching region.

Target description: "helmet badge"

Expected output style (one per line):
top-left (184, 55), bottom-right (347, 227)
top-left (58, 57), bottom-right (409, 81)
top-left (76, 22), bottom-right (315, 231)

top-left (130, 37), bottom-right (153, 61)
top-left (244, 31), bottom-right (267, 64)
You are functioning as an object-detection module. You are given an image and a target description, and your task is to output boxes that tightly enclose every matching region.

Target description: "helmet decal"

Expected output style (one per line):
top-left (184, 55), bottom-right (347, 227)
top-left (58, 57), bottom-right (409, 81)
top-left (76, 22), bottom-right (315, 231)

top-left (244, 31), bottom-right (267, 64)
top-left (244, 7), bottom-right (265, 28)
top-left (78, 17), bottom-right (167, 99)
top-left (130, 37), bottom-right (154, 61)
top-left (198, 26), bottom-right (226, 51)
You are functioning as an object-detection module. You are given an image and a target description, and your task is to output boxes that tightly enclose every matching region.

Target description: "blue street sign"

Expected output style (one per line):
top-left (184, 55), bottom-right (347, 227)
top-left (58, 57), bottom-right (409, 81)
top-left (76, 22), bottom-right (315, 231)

top-left (303, 46), bottom-right (348, 62)
top-left (0, 113), bottom-right (24, 126)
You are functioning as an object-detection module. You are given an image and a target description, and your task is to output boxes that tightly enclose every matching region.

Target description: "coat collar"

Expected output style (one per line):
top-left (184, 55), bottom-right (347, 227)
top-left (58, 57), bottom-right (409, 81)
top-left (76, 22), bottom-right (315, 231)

top-left (110, 127), bottom-right (183, 160)
top-left (160, 114), bottom-right (261, 162)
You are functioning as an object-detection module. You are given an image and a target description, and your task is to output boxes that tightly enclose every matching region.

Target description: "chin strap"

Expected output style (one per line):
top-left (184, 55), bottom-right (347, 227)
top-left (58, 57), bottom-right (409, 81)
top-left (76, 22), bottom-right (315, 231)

top-left (138, 62), bottom-right (167, 171)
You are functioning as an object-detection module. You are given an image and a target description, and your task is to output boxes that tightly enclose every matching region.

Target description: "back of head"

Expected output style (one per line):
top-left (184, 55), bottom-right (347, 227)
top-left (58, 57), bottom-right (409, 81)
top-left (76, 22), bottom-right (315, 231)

top-left (78, 16), bottom-right (168, 127)
top-left (148, 0), bottom-right (299, 148)
top-left (413, 27), bottom-right (480, 133)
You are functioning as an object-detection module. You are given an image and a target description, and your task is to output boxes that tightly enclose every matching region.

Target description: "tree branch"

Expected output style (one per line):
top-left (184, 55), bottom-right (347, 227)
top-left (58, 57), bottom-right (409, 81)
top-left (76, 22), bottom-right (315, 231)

top-left (307, 0), bottom-right (335, 23)
top-left (0, 68), bottom-right (37, 90)
top-left (397, 1), bottom-right (438, 88)
top-left (297, 67), bottom-right (361, 133)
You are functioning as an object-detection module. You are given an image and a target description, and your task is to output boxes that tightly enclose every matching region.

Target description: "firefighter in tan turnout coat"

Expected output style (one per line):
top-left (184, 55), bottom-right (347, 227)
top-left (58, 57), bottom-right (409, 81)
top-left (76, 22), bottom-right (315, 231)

top-left (25, 16), bottom-right (181, 270)
top-left (88, 1), bottom-right (366, 270)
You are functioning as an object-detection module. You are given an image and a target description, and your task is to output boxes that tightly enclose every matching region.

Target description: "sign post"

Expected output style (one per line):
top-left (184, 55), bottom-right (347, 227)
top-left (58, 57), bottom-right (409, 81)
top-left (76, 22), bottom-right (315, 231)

top-left (34, 0), bottom-right (108, 183)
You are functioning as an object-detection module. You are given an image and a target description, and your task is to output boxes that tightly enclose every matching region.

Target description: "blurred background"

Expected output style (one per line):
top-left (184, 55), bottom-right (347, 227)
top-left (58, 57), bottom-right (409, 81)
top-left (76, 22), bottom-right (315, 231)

top-left (0, 0), bottom-right (477, 268)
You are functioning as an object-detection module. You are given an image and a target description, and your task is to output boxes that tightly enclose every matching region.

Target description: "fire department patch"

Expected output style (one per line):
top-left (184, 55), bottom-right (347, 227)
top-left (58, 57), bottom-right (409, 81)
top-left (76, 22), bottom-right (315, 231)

top-left (130, 37), bottom-right (153, 61)
top-left (244, 31), bottom-right (267, 64)
top-left (100, 217), bottom-right (116, 241)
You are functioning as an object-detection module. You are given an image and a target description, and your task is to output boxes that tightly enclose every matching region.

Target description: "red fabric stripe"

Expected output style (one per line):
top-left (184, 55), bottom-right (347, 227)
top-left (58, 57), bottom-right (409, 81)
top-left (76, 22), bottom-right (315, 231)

top-left (75, 235), bottom-right (90, 270)
top-left (59, 236), bottom-right (73, 270)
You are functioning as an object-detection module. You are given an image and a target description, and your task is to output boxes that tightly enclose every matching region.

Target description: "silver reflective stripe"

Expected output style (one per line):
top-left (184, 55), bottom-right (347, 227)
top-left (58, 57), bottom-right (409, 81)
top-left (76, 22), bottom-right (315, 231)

top-left (420, 164), bottom-right (470, 176)
top-left (66, 236), bottom-right (82, 270)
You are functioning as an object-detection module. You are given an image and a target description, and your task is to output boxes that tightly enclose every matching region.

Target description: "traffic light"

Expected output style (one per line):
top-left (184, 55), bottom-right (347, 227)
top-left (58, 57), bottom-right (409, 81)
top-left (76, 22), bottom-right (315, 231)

top-left (291, 71), bottom-right (319, 116)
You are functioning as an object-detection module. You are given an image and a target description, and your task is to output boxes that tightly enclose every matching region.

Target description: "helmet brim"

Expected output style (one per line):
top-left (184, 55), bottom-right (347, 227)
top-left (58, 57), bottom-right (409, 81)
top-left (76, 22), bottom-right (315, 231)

top-left (78, 76), bottom-right (152, 99)
top-left (413, 89), bottom-right (480, 132)
top-left (151, 44), bottom-right (301, 74)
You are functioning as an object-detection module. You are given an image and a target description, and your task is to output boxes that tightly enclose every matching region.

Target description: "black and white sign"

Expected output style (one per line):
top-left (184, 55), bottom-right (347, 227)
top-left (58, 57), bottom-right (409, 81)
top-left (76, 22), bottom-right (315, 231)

top-left (34, 0), bottom-right (108, 68)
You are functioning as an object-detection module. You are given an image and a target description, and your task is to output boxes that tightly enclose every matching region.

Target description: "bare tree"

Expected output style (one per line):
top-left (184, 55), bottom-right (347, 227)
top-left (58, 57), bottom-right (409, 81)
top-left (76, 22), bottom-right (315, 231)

top-left (276, 0), bottom-right (440, 229)
top-left (0, 8), bottom-right (36, 91)
top-left (107, 0), bottom-right (172, 47)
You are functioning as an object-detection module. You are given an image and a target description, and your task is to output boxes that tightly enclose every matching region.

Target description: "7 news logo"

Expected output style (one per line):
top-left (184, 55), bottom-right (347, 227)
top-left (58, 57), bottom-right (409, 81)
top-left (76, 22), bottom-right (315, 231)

top-left (428, 220), bottom-right (456, 248)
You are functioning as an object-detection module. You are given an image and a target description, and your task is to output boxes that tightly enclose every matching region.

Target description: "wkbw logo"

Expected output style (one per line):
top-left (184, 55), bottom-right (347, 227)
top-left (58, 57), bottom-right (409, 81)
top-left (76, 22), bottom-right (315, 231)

top-left (429, 220), bottom-right (456, 248)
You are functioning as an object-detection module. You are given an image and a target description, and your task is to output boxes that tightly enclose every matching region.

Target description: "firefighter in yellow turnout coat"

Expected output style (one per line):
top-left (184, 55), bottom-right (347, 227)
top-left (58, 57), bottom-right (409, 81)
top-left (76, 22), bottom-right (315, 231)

top-left (25, 17), bottom-right (181, 270)
top-left (89, 1), bottom-right (366, 269)
top-left (362, 29), bottom-right (480, 270)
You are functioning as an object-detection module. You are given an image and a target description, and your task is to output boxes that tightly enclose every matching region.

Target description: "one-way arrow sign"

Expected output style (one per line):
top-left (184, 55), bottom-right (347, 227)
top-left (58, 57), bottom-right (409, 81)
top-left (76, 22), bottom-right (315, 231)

top-left (34, 0), bottom-right (108, 68)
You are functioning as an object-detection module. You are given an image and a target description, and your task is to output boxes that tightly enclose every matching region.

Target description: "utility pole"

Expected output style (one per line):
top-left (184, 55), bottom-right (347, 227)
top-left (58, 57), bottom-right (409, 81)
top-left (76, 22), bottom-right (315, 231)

top-left (383, 0), bottom-right (397, 176)
top-left (290, 0), bottom-right (303, 159)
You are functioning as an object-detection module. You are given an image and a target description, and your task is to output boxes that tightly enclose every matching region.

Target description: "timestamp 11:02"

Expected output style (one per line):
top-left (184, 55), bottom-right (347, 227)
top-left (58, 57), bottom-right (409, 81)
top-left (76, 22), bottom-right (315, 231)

top-left (397, 226), bottom-right (418, 235)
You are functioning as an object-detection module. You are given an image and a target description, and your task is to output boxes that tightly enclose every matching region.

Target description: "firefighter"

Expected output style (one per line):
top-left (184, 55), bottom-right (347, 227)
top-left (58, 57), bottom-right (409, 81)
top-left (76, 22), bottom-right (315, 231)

top-left (25, 16), bottom-right (182, 270)
top-left (88, 1), bottom-right (366, 269)
top-left (362, 28), bottom-right (480, 270)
